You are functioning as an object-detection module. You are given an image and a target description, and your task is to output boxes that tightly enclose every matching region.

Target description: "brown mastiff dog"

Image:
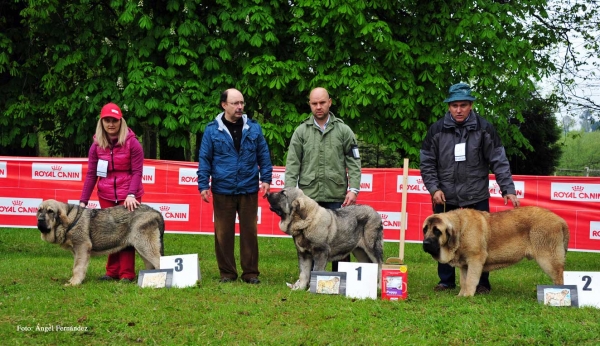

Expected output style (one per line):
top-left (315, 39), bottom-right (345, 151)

top-left (422, 206), bottom-right (569, 297)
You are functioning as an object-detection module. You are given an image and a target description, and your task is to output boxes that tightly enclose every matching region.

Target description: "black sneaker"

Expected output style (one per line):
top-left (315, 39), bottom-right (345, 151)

top-left (219, 277), bottom-right (235, 283)
top-left (243, 277), bottom-right (260, 284)
top-left (433, 284), bottom-right (456, 291)
top-left (98, 275), bottom-right (117, 281)
top-left (475, 285), bottom-right (491, 294)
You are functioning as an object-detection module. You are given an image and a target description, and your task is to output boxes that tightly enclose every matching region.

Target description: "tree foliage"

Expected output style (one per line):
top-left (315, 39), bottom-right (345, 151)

top-left (0, 0), bottom-right (597, 166)
top-left (507, 94), bottom-right (562, 175)
top-left (542, 0), bottom-right (600, 118)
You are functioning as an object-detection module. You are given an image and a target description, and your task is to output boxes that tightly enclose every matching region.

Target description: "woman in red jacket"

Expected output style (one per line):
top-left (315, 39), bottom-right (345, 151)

top-left (79, 102), bottom-right (145, 282)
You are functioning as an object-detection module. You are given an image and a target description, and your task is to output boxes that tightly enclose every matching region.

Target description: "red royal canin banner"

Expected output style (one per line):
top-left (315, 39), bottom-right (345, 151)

top-left (1, 156), bottom-right (599, 253)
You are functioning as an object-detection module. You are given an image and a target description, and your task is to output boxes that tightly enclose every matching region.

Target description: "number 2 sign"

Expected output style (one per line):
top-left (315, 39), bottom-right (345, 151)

top-left (563, 271), bottom-right (600, 308)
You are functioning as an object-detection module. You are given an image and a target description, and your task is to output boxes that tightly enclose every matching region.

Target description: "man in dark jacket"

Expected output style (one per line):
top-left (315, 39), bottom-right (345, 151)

top-left (420, 83), bottom-right (520, 294)
top-left (197, 88), bottom-right (273, 284)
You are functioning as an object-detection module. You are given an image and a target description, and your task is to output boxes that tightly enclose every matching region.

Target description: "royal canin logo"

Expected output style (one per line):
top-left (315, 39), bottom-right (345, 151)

top-left (160, 206), bottom-right (170, 211)
top-left (572, 186), bottom-right (584, 192)
top-left (417, 179), bottom-right (423, 184)
top-left (381, 213), bottom-right (389, 220)
top-left (12, 200), bottom-right (23, 206)
top-left (273, 173), bottom-right (281, 179)
top-left (51, 165), bottom-right (62, 171)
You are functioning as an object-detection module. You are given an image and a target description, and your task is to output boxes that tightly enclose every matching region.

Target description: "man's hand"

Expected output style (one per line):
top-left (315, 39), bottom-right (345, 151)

top-left (259, 182), bottom-right (271, 198)
top-left (432, 190), bottom-right (446, 205)
top-left (200, 189), bottom-right (211, 203)
top-left (504, 194), bottom-right (520, 208)
top-left (342, 191), bottom-right (357, 207)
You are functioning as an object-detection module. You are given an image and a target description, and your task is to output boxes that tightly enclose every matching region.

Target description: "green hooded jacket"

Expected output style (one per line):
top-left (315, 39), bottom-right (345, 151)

top-left (284, 113), bottom-right (361, 202)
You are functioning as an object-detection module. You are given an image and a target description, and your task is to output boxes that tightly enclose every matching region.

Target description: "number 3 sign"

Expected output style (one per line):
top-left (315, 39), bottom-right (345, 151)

top-left (160, 254), bottom-right (201, 288)
top-left (563, 271), bottom-right (600, 308)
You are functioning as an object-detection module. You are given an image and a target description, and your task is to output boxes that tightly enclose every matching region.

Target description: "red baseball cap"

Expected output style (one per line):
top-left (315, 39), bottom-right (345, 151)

top-left (100, 103), bottom-right (123, 119)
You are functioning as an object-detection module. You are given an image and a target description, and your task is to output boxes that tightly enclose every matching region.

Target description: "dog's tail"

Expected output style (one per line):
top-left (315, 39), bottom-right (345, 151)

top-left (361, 207), bottom-right (384, 263)
top-left (158, 212), bottom-right (165, 256)
top-left (561, 219), bottom-right (570, 254)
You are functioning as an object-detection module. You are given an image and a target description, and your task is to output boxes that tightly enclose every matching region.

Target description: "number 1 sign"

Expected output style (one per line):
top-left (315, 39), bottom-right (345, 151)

top-left (337, 262), bottom-right (378, 300)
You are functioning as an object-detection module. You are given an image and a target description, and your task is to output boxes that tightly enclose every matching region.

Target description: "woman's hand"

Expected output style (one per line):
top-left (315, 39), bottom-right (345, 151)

top-left (125, 195), bottom-right (140, 211)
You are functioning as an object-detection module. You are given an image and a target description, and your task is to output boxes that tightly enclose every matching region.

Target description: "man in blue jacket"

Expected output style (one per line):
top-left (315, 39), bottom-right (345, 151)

top-left (197, 88), bottom-right (273, 284)
top-left (420, 83), bottom-right (520, 294)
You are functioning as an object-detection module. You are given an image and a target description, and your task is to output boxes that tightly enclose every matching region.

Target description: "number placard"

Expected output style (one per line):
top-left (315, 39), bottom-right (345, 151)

top-left (160, 254), bottom-right (200, 288)
top-left (563, 271), bottom-right (600, 308)
top-left (338, 262), bottom-right (378, 300)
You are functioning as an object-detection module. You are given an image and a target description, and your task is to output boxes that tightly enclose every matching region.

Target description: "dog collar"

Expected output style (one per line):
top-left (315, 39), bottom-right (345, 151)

top-left (65, 206), bottom-right (83, 238)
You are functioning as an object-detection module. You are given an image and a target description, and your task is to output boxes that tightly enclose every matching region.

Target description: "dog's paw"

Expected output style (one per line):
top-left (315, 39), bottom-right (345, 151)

top-left (65, 278), bottom-right (82, 286)
top-left (287, 280), bottom-right (303, 290)
top-left (291, 280), bottom-right (308, 290)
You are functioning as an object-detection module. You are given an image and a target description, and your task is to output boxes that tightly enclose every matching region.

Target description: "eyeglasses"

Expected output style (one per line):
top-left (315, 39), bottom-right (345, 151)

top-left (228, 101), bottom-right (245, 106)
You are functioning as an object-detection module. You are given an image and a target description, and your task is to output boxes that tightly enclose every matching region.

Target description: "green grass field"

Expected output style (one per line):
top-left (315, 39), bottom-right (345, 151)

top-left (1, 228), bottom-right (599, 345)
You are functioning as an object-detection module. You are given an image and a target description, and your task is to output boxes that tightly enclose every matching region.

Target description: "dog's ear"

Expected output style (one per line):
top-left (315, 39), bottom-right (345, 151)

top-left (291, 198), bottom-right (308, 220)
top-left (56, 205), bottom-right (70, 225)
top-left (445, 221), bottom-right (458, 249)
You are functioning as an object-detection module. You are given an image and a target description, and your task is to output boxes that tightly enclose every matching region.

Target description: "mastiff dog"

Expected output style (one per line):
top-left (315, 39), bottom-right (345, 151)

top-left (422, 206), bottom-right (569, 297)
top-left (37, 199), bottom-right (165, 286)
top-left (267, 187), bottom-right (383, 290)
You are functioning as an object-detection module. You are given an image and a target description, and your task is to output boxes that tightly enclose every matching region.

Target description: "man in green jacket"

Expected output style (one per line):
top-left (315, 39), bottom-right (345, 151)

top-left (284, 87), bottom-right (362, 271)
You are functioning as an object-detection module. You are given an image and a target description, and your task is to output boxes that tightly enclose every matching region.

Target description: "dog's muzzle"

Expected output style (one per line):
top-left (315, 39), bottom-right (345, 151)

top-left (422, 237), bottom-right (440, 258)
top-left (266, 194), bottom-right (284, 217)
top-left (269, 206), bottom-right (284, 217)
top-left (37, 219), bottom-right (51, 234)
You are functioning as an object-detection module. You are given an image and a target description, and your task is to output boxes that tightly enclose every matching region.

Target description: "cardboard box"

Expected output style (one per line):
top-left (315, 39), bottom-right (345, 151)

top-left (381, 264), bottom-right (408, 300)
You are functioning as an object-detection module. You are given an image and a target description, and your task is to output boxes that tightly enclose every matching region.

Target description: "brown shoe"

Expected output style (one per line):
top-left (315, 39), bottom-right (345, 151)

top-left (475, 285), bottom-right (491, 294)
top-left (433, 284), bottom-right (456, 292)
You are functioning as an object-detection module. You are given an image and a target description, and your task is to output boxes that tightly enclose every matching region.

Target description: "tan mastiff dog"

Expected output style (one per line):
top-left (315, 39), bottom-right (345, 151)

top-left (422, 206), bottom-right (569, 297)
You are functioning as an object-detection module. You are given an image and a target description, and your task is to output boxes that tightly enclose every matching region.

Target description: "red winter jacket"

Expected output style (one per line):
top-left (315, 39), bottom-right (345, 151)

top-left (79, 128), bottom-right (144, 205)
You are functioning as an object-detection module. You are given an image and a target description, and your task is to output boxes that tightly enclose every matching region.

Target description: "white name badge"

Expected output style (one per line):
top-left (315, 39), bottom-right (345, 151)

top-left (352, 146), bottom-right (360, 159)
top-left (454, 143), bottom-right (466, 162)
top-left (338, 262), bottom-right (378, 300)
top-left (97, 159), bottom-right (108, 177)
top-left (564, 271), bottom-right (600, 308)
top-left (160, 254), bottom-right (201, 288)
